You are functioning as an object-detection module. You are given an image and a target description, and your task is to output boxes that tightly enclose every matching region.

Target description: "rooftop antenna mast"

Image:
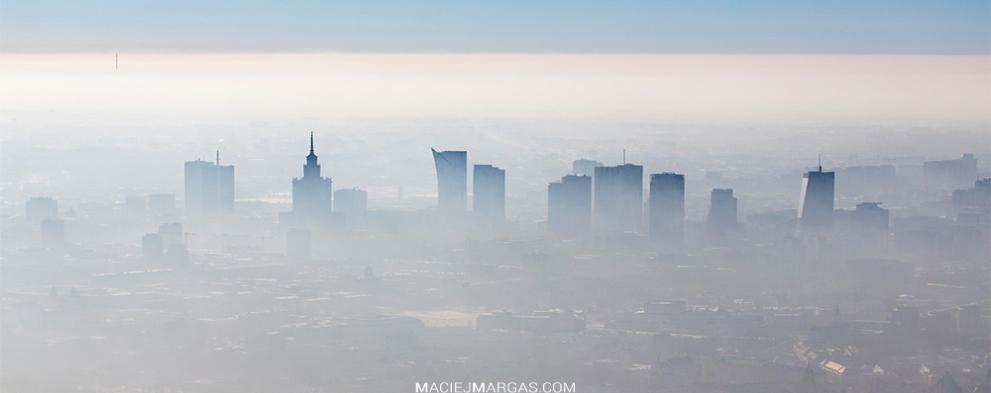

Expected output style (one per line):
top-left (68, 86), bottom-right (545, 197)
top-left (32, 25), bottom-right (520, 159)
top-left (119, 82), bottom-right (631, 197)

top-left (818, 153), bottom-right (822, 172)
top-left (216, 149), bottom-right (220, 166)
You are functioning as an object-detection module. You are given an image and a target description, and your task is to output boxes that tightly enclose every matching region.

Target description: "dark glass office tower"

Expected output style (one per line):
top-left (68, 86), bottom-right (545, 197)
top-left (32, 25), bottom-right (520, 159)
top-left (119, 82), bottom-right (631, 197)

top-left (593, 164), bottom-right (643, 232)
top-left (548, 175), bottom-right (592, 234)
top-left (432, 148), bottom-right (468, 213)
top-left (706, 188), bottom-right (738, 237)
top-left (649, 173), bottom-right (685, 248)
top-left (473, 164), bottom-right (505, 223)
top-left (799, 164), bottom-right (835, 230)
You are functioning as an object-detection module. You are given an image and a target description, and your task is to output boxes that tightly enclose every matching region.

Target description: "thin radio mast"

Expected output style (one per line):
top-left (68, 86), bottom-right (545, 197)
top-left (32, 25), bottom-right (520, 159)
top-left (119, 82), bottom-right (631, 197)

top-left (115, 52), bottom-right (119, 72)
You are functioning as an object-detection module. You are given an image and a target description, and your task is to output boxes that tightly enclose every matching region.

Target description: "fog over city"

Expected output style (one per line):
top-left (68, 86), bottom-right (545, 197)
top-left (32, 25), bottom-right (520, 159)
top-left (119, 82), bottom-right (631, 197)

top-left (2, 2), bottom-right (991, 393)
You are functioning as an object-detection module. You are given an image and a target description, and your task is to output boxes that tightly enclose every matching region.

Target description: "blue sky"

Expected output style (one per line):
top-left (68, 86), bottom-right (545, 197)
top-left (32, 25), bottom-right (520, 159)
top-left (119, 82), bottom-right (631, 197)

top-left (1, 0), bottom-right (989, 53)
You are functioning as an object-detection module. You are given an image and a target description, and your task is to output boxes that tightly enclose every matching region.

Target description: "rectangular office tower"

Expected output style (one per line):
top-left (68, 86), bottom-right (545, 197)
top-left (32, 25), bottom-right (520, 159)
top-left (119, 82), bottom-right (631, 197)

top-left (432, 148), bottom-right (468, 213)
top-left (25, 197), bottom-right (57, 223)
top-left (706, 188), bottom-right (738, 236)
top-left (473, 164), bottom-right (506, 223)
top-left (798, 166), bottom-right (835, 230)
top-left (184, 151), bottom-right (235, 219)
top-left (593, 164), bottom-right (643, 232)
top-left (649, 173), bottom-right (686, 248)
top-left (548, 175), bottom-right (592, 234)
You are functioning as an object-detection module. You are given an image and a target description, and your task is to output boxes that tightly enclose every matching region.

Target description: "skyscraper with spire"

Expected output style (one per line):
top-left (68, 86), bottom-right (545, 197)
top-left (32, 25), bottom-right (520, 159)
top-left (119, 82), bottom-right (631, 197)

top-left (291, 132), bottom-right (333, 223)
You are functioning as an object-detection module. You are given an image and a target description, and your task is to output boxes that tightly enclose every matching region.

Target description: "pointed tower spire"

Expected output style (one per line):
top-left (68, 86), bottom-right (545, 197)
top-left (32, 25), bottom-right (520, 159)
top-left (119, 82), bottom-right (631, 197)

top-left (309, 131), bottom-right (315, 156)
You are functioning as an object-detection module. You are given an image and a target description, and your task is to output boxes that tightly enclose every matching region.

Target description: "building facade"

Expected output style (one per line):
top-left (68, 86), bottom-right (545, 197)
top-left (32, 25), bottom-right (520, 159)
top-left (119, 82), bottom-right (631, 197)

top-left (432, 148), bottom-right (467, 214)
top-left (473, 164), bottom-right (506, 223)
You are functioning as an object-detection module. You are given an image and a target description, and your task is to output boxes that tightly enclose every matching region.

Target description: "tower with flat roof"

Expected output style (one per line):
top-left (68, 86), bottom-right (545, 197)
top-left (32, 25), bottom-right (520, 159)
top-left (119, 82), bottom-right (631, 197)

top-left (473, 164), bottom-right (506, 223)
top-left (706, 188), bottom-right (738, 237)
top-left (184, 150), bottom-right (234, 219)
top-left (649, 173), bottom-right (685, 249)
top-left (548, 175), bottom-right (592, 235)
top-left (593, 164), bottom-right (643, 232)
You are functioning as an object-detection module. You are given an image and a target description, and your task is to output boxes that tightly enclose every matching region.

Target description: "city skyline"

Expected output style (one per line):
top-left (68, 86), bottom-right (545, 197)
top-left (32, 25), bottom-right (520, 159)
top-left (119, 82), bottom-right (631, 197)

top-left (2, 3), bottom-right (988, 392)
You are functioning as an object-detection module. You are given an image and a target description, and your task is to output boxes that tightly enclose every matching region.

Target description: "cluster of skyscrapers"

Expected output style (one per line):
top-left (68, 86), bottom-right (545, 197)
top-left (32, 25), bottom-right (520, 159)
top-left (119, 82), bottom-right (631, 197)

top-left (102, 136), bottom-right (984, 262)
top-left (431, 148), bottom-right (506, 224)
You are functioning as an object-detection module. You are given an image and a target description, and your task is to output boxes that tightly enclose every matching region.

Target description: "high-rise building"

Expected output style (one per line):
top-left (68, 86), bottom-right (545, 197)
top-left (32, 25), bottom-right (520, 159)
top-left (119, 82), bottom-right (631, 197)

top-left (473, 164), bottom-right (505, 223)
top-left (798, 164), bottom-right (835, 230)
top-left (292, 132), bottom-right (333, 222)
top-left (432, 148), bottom-right (467, 213)
top-left (334, 188), bottom-right (368, 221)
top-left (158, 222), bottom-right (184, 248)
top-left (572, 159), bottom-right (603, 176)
top-left (548, 175), bottom-right (592, 234)
top-left (184, 150), bottom-right (234, 218)
top-left (26, 197), bottom-right (57, 223)
top-left (924, 153), bottom-right (977, 186)
top-left (649, 173), bottom-right (685, 248)
top-left (706, 188), bottom-right (737, 236)
top-left (157, 222), bottom-right (187, 263)
top-left (593, 164), bottom-right (643, 232)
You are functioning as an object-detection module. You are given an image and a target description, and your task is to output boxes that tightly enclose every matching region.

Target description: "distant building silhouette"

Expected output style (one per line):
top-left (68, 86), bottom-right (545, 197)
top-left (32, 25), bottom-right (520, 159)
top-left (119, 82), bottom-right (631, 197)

top-left (184, 151), bottom-right (234, 219)
top-left (924, 153), bottom-right (977, 187)
top-left (799, 164), bottom-right (835, 230)
top-left (706, 188), bottom-right (738, 237)
top-left (952, 178), bottom-right (991, 210)
top-left (473, 164), bottom-right (506, 223)
top-left (932, 371), bottom-right (963, 393)
top-left (334, 188), bottom-right (368, 221)
top-left (593, 164), bottom-right (643, 232)
top-left (649, 173), bottom-right (685, 249)
top-left (548, 175), bottom-right (592, 235)
top-left (572, 159), bottom-right (603, 176)
top-left (142, 233), bottom-right (163, 261)
top-left (852, 202), bottom-right (889, 233)
top-left (432, 149), bottom-right (467, 214)
top-left (292, 132), bottom-right (333, 223)
top-left (157, 222), bottom-right (187, 263)
top-left (26, 197), bottom-right (57, 223)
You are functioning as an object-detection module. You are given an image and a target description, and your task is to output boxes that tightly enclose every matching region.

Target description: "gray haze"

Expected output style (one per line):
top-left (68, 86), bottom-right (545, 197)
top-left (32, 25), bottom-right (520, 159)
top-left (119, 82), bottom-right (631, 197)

top-left (1, 53), bottom-right (991, 393)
